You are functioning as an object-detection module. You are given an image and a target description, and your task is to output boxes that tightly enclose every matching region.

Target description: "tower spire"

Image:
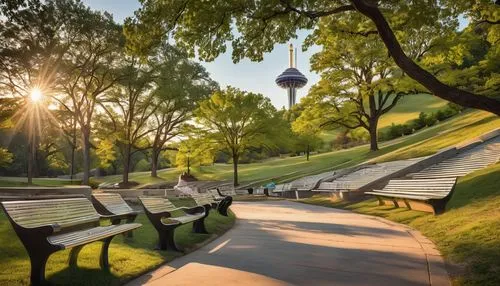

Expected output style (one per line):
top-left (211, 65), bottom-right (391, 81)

top-left (289, 43), bottom-right (294, 68)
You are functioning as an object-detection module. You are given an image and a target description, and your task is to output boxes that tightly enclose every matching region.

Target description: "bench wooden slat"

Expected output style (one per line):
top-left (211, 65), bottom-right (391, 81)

top-left (92, 193), bottom-right (134, 215)
top-left (48, 223), bottom-right (141, 249)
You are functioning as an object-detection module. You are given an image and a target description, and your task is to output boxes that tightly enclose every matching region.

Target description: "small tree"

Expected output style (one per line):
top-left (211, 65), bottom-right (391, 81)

top-left (195, 87), bottom-right (277, 186)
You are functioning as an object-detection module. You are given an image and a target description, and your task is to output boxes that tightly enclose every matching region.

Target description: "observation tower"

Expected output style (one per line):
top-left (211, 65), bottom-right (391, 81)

top-left (275, 44), bottom-right (308, 109)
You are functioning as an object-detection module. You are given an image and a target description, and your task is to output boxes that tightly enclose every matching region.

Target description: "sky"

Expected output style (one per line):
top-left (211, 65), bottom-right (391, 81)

top-left (81, 0), bottom-right (320, 109)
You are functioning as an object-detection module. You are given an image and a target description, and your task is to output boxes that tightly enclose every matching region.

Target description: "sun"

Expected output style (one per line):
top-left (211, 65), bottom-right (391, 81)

top-left (30, 88), bottom-right (43, 103)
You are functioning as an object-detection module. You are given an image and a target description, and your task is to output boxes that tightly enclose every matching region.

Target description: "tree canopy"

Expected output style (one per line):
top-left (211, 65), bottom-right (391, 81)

top-left (195, 87), bottom-right (278, 186)
top-left (126, 0), bottom-right (500, 115)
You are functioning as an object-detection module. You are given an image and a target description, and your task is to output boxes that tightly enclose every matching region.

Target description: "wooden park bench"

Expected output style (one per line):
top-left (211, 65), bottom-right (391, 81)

top-left (91, 193), bottom-right (140, 237)
top-left (192, 192), bottom-right (231, 217)
top-left (1, 198), bottom-right (142, 285)
top-left (139, 197), bottom-right (206, 251)
top-left (365, 178), bottom-right (457, 214)
top-left (207, 189), bottom-right (233, 216)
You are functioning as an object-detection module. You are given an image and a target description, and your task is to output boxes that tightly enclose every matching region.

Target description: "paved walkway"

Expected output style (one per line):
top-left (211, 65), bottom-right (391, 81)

top-left (128, 201), bottom-right (449, 286)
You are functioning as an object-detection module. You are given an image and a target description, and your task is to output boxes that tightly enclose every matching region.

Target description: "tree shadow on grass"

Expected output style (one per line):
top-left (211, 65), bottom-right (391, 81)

top-left (48, 267), bottom-right (120, 286)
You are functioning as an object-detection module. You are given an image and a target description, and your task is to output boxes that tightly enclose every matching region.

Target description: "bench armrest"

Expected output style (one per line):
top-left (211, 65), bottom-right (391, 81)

top-left (100, 212), bottom-right (139, 223)
top-left (18, 223), bottom-right (60, 235)
top-left (180, 205), bottom-right (206, 215)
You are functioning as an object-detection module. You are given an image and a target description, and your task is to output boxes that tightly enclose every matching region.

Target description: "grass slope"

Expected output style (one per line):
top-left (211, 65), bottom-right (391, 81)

top-left (0, 199), bottom-right (235, 285)
top-left (300, 163), bottom-right (500, 286)
top-left (92, 110), bottom-right (500, 188)
top-left (319, 93), bottom-right (447, 143)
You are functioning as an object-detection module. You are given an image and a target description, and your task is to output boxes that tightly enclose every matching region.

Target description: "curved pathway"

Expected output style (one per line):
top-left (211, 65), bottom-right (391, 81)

top-left (128, 201), bottom-right (449, 286)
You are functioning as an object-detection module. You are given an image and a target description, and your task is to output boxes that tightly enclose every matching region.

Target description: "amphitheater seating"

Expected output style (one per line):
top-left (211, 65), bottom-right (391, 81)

top-left (408, 137), bottom-right (500, 179)
top-left (365, 178), bottom-right (457, 214)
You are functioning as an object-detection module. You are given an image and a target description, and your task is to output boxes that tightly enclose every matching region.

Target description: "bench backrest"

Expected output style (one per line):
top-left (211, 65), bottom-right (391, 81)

top-left (382, 178), bottom-right (457, 197)
top-left (191, 193), bottom-right (215, 205)
top-left (207, 189), bottom-right (224, 200)
top-left (92, 193), bottom-right (134, 215)
top-left (139, 197), bottom-right (177, 214)
top-left (1, 198), bottom-right (99, 229)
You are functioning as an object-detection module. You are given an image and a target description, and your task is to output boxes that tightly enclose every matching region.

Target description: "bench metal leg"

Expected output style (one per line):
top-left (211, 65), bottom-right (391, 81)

top-left (100, 236), bottom-right (114, 269)
top-left (217, 196), bottom-right (232, 217)
top-left (68, 245), bottom-right (84, 267)
top-left (125, 217), bottom-right (135, 238)
top-left (29, 251), bottom-right (52, 286)
top-left (158, 229), bottom-right (179, 252)
top-left (193, 217), bottom-right (208, 234)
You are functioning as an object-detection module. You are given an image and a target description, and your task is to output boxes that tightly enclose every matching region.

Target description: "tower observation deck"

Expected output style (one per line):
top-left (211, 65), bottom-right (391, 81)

top-left (275, 44), bottom-right (308, 109)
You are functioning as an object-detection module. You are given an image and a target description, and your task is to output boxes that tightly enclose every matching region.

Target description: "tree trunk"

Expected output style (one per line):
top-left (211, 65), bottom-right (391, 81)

top-left (369, 121), bottom-right (379, 151)
top-left (306, 144), bottom-right (310, 161)
top-left (69, 123), bottom-right (76, 180)
top-left (351, 0), bottom-right (500, 116)
top-left (232, 153), bottom-right (239, 187)
top-left (122, 144), bottom-right (131, 184)
top-left (27, 143), bottom-right (33, 185)
top-left (151, 147), bottom-right (159, 178)
top-left (368, 92), bottom-right (379, 151)
top-left (82, 128), bottom-right (91, 185)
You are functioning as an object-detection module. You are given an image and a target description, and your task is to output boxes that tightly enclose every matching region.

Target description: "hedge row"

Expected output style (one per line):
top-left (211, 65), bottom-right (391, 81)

top-left (380, 103), bottom-right (464, 141)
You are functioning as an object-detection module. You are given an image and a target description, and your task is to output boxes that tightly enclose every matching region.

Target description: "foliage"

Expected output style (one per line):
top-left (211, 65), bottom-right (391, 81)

top-left (0, 148), bottom-right (13, 168)
top-left (195, 86), bottom-right (279, 185)
top-left (126, 0), bottom-right (500, 115)
top-left (95, 139), bottom-right (116, 169)
top-left (381, 105), bottom-right (461, 141)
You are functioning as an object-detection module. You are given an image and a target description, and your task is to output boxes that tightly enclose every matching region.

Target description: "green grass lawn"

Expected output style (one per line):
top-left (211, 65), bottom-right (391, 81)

top-left (300, 163), bottom-right (500, 286)
top-left (90, 110), bottom-right (500, 189)
top-left (0, 198), bottom-right (235, 285)
top-left (318, 94), bottom-right (447, 145)
top-left (0, 178), bottom-right (82, 187)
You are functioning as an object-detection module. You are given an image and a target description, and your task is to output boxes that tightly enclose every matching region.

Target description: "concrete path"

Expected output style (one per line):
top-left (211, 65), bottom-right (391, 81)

top-left (128, 201), bottom-right (449, 286)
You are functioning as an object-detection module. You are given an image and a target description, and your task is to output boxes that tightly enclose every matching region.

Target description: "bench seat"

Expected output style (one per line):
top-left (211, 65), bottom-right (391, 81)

top-left (48, 223), bottom-right (141, 249)
top-left (365, 178), bottom-right (457, 214)
top-left (161, 213), bottom-right (205, 225)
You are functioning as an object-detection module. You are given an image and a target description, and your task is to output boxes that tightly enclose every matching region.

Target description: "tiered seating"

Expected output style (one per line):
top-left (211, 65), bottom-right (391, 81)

top-left (315, 158), bottom-right (423, 192)
top-left (289, 171), bottom-right (335, 190)
top-left (408, 138), bottom-right (500, 179)
top-left (365, 178), bottom-right (457, 214)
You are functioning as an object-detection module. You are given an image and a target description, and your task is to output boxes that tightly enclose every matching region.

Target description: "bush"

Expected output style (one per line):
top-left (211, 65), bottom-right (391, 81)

top-left (424, 112), bottom-right (438, 127)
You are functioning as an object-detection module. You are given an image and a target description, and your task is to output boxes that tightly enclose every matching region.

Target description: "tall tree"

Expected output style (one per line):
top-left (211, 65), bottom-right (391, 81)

top-left (298, 21), bottom-right (420, 151)
top-left (195, 87), bottom-right (278, 186)
top-left (126, 0), bottom-right (500, 115)
top-left (99, 55), bottom-right (156, 185)
top-left (55, 4), bottom-right (124, 185)
top-left (149, 45), bottom-right (216, 178)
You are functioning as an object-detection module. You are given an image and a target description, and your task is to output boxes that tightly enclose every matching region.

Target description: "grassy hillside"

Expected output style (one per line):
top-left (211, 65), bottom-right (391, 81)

top-left (319, 93), bottom-right (447, 144)
top-left (301, 163), bottom-right (500, 286)
top-left (92, 110), bottom-right (499, 188)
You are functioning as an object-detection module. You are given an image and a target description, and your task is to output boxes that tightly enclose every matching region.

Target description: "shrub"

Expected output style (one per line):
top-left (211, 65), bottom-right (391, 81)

top-left (424, 112), bottom-right (438, 127)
